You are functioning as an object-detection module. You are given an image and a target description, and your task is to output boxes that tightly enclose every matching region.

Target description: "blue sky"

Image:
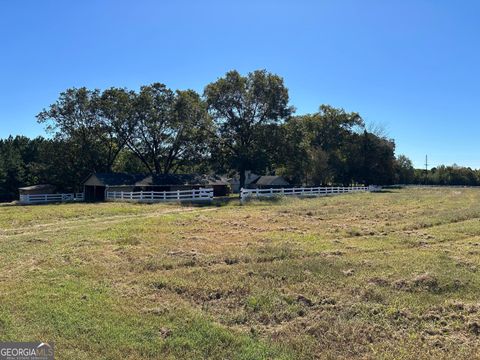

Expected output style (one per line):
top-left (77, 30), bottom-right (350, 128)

top-left (0, 0), bottom-right (479, 169)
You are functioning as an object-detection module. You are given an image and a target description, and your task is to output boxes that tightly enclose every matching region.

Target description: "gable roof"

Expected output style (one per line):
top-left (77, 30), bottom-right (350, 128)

top-left (250, 175), bottom-right (290, 186)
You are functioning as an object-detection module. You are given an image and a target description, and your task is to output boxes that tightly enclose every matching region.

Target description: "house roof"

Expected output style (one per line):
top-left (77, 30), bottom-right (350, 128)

top-left (18, 184), bottom-right (55, 191)
top-left (86, 173), bottom-right (228, 187)
top-left (223, 173), bottom-right (260, 185)
top-left (91, 173), bottom-right (146, 186)
top-left (250, 175), bottom-right (290, 186)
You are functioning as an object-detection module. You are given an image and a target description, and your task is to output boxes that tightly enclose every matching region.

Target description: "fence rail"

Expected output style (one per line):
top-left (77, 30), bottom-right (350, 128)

top-left (106, 188), bottom-right (214, 202)
top-left (19, 193), bottom-right (84, 204)
top-left (240, 186), bottom-right (377, 202)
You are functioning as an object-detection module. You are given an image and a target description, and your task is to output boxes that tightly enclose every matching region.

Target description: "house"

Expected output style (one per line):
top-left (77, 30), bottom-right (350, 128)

top-left (247, 175), bottom-right (290, 189)
top-left (18, 184), bottom-right (56, 195)
top-left (226, 171), bottom-right (262, 193)
top-left (83, 173), bottom-right (229, 202)
top-left (225, 171), bottom-right (291, 192)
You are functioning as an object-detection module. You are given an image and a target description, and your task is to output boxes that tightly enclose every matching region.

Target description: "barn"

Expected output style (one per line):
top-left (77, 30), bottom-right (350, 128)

top-left (83, 173), bottom-right (229, 202)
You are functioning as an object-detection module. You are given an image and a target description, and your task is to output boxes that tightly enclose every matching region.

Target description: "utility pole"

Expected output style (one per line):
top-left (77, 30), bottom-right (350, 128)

top-left (424, 155), bottom-right (428, 185)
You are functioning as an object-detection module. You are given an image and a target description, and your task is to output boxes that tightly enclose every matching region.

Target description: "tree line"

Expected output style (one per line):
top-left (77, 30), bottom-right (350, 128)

top-left (0, 69), bottom-right (457, 201)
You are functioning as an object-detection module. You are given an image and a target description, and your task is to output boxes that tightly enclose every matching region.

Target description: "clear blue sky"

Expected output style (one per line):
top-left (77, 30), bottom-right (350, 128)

top-left (0, 0), bottom-right (479, 169)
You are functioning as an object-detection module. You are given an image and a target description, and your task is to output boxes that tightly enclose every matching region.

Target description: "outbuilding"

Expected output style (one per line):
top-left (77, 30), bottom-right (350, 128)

top-left (83, 173), bottom-right (229, 202)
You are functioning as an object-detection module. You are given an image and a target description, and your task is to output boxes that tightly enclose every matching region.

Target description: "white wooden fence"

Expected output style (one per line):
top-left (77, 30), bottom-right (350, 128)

top-left (19, 193), bottom-right (84, 204)
top-left (240, 186), bottom-right (377, 202)
top-left (106, 188), bottom-right (214, 202)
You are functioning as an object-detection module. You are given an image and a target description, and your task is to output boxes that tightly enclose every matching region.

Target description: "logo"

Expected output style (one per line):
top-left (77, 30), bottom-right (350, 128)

top-left (0, 342), bottom-right (54, 360)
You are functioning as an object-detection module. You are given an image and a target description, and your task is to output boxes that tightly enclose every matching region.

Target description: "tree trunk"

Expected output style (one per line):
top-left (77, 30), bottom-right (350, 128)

top-left (239, 166), bottom-right (246, 190)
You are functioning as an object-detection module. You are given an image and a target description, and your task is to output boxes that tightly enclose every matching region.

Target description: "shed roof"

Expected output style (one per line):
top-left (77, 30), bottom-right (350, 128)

top-left (18, 184), bottom-right (55, 191)
top-left (91, 173), bottom-right (146, 186)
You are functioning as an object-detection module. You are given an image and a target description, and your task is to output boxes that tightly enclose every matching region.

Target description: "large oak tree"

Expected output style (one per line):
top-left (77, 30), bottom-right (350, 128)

top-left (204, 69), bottom-right (293, 188)
top-left (128, 83), bottom-right (212, 174)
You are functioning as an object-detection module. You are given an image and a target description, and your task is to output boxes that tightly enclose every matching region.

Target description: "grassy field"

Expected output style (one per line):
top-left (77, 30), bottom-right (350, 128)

top-left (1, 188), bottom-right (480, 359)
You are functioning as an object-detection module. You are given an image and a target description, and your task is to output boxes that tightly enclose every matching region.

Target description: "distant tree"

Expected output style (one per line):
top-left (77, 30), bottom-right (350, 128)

top-left (36, 138), bottom-right (88, 191)
top-left (277, 117), bottom-right (312, 184)
top-left (126, 83), bottom-right (176, 174)
top-left (309, 147), bottom-right (330, 185)
top-left (204, 69), bottom-right (294, 188)
top-left (279, 105), bottom-right (364, 185)
top-left (168, 90), bottom-right (214, 173)
top-left (353, 131), bottom-right (396, 185)
top-left (126, 84), bottom-right (212, 174)
top-left (97, 87), bottom-right (137, 167)
top-left (424, 164), bottom-right (478, 186)
top-left (0, 154), bottom-right (5, 188)
top-left (311, 106), bottom-right (364, 184)
top-left (112, 149), bottom-right (149, 174)
top-left (394, 155), bottom-right (415, 184)
top-left (309, 105), bottom-right (363, 151)
top-left (37, 87), bottom-right (125, 172)
top-left (0, 136), bottom-right (48, 198)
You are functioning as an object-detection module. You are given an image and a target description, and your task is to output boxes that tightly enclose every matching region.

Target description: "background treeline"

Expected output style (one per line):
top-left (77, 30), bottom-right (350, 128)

top-left (0, 69), bottom-right (464, 201)
top-left (412, 165), bottom-right (480, 186)
top-left (383, 156), bottom-right (480, 187)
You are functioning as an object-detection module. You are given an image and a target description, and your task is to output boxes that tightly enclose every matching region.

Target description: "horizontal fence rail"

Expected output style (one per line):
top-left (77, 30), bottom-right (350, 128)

top-left (240, 186), bottom-right (378, 202)
top-left (19, 193), bottom-right (84, 204)
top-left (106, 188), bottom-right (214, 202)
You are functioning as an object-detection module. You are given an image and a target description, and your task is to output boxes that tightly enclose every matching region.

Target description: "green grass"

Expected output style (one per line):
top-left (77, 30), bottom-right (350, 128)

top-left (1, 188), bottom-right (480, 359)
